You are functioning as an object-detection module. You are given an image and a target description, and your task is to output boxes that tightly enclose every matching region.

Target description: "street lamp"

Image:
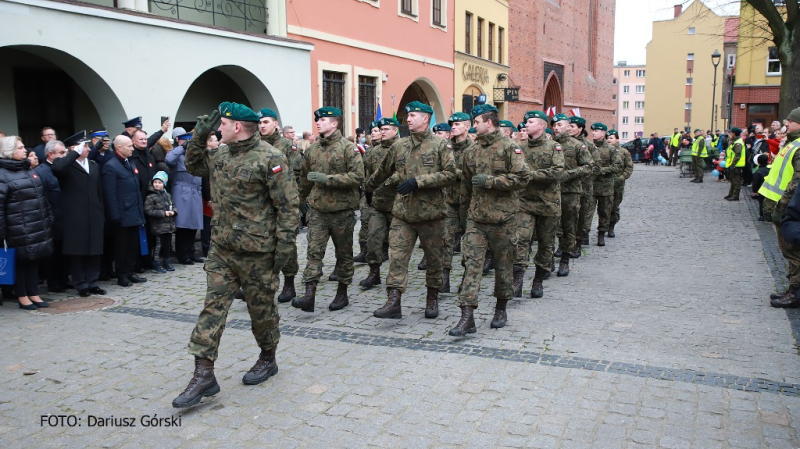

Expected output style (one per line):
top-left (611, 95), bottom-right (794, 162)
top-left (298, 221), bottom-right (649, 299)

top-left (711, 50), bottom-right (721, 131)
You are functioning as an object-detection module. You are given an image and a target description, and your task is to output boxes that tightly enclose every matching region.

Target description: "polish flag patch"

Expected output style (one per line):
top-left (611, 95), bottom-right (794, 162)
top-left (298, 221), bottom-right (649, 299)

top-left (272, 165), bottom-right (282, 174)
top-left (514, 148), bottom-right (522, 154)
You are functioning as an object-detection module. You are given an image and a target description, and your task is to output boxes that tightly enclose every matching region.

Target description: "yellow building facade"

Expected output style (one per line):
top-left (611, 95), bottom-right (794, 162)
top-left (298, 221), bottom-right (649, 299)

top-left (454, 0), bottom-right (510, 119)
top-left (644, 1), bottom-right (727, 134)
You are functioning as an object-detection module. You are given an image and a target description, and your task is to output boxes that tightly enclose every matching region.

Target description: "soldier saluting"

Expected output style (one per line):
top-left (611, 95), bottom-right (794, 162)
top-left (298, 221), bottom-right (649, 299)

top-left (173, 102), bottom-right (298, 408)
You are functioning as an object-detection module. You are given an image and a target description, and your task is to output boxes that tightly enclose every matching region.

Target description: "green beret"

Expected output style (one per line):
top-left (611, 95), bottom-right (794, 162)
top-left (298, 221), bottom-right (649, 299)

top-left (523, 110), bottom-right (548, 122)
top-left (731, 127), bottom-right (742, 135)
top-left (405, 101), bottom-right (434, 115)
top-left (314, 106), bottom-right (342, 120)
top-left (258, 108), bottom-right (278, 120)
top-left (787, 107), bottom-right (800, 123)
top-left (551, 114), bottom-right (569, 125)
top-left (433, 123), bottom-right (452, 133)
top-left (369, 121), bottom-right (380, 130)
top-left (694, 129), bottom-right (702, 133)
top-left (468, 127), bottom-right (477, 134)
top-left (545, 128), bottom-right (554, 135)
top-left (607, 129), bottom-right (619, 138)
top-left (590, 123), bottom-right (607, 131)
top-left (219, 102), bottom-right (260, 123)
top-left (448, 112), bottom-right (471, 124)
top-left (569, 116), bottom-right (586, 127)
top-left (500, 120), bottom-right (515, 129)
top-left (377, 117), bottom-right (400, 128)
top-left (470, 104), bottom-right (499, 119)
top-left (517, 122), bottom-right (526, 131)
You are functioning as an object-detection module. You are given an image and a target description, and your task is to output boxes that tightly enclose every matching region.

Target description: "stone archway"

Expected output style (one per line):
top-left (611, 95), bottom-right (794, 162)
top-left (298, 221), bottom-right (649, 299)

top-left (396, 77), bottom-right (446, 136)
top-left (0, 45), bottom-right (126, 146)
top-left (175, 65), bottom-right (279, 130)
top-left (543, 72), bottom-right (563, 115)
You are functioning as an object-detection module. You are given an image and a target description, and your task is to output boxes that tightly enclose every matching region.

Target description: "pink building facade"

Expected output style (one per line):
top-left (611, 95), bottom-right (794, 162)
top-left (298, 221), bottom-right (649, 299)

top-left (287, 0), bottom-right (455, 135)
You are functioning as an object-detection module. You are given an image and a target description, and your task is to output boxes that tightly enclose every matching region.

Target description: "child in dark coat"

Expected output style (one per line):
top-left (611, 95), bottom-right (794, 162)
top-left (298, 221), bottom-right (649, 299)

top-left (144, 171), bottom-right (177, 273)
top-left (751, 154), bottom-right (770, 221)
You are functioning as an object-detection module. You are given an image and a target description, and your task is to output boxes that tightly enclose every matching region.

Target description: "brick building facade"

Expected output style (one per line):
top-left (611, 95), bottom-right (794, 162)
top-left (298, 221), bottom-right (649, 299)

top-left (507, 0), bottom-right (615, 124)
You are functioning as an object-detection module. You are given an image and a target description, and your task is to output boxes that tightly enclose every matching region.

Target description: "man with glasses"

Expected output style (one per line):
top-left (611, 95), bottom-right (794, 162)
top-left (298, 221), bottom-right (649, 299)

top-left (32, 127), bottom-right (57, 162)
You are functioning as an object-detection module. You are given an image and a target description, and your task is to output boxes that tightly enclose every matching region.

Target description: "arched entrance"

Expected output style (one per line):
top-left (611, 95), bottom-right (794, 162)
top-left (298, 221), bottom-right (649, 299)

top-left (175, 65), bottom-right (279, 130)
top-left (543, 72), bottom-right (563, 116)
top-left (396, 78), bottom-right (445, 136)
top-left (461, 85), bottom-right (484, 115)
top-left (0, 45), bottom-right (126, 147)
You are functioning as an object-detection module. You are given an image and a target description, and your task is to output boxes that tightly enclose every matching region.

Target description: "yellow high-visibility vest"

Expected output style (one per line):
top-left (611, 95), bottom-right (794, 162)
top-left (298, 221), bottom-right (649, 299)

top-left (711, 136), bottom-right (719, 148)
top-left (759, 137), bottom-right (800, 202)
top-left (671, 133), bottom-right (681, 147)
top-left (691, 137), bottom-right (708, 157)
top-left (726, 138), bottom-right (746, 168)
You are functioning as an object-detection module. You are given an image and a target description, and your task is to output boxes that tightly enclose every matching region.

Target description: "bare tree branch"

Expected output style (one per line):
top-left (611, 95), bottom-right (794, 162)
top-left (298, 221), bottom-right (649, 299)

top-left (745, 0), bottom-right (787, 43)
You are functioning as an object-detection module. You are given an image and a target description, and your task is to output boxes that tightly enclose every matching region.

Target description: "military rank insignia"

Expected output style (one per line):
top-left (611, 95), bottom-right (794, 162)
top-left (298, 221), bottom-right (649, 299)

top-left (271, 165), bottom-right (282, 174)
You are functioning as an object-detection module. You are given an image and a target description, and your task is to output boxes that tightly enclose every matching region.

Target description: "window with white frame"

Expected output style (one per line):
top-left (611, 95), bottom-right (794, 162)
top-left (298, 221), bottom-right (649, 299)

top-left (623, 70), bottom-right (630, 77)
top-left (634, 117), bottom-right (644, 124)
top-left (622, 101), bottom-right (629, 109)
top-left (432, 0), bottom-right (446, 29)
top-left (767, 47), bottom-right (782, 75)
top-left (685, 103), bottom-right (692, 110)
top-left (687, 53), bottom-right (695, 61)
top-left (686, 77), bottom-right (693, 85)
top-left (622, 116), bottom-right (629, 124)
top-left (688, 27), bottom-right (695, 35)
top-left (635, 101), bottom-right (644, 109)
top-left (622, 132), bottom-right (629, 139)
top-left (623, 86), bottom-right (630, 93)
top-left (635, 69), bottom-right (645, 77)
top-left (727, 53), bottom-right (735, 68)
top-left (399, 0), bottom-right (418, 19)
top-left (636, 85), bottom-right (645, 93)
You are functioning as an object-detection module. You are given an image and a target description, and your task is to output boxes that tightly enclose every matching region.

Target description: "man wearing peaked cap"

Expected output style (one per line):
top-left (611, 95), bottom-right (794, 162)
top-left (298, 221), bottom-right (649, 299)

top-left (292, 106), bottom-right (364, 314)
top-left (172, 101), bottom-right (299, 408)
top-left (433, 123), bottom-right (451, 139)
top-left (451, 102), bottom-right (530, 336)
top-left (365, 99), bottom-right (456, 321)
top-left (120, 115), bottom-right (171, 160)
top-left (90, 129), bottom-right (108, 148)
top-left (587, 122), bottom-right (622, 247)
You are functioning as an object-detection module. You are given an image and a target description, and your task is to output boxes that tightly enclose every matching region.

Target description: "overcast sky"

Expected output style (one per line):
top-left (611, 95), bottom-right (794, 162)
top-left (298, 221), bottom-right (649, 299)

top-left (614, 0), bottom-right (740, 65)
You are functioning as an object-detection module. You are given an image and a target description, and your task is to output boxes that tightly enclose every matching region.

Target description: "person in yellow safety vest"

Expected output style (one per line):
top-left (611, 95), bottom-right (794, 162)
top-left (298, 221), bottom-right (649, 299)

top-left (669, 128), bottom-right (681, 166)
top-left (690, 129), bottom-right (708, 183)
top-left (724, 127), bottom-right (746, 200)
top-left (759, 106), bottom-right (800, 307)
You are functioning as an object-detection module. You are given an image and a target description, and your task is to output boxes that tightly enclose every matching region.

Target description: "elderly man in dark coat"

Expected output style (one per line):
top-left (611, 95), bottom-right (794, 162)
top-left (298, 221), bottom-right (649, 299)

top-left (52, 131), bottom-right (107, 296)
top-left (35, 139), bottom-right (69, 292)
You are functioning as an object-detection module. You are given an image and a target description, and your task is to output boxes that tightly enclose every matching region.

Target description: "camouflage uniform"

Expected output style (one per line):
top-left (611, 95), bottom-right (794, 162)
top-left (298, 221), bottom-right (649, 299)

top-left (366, 129), bottom-right (456, 292)
top-left (459, 130), bottom-right (530, 307)
top-left (443, 136), bottom-right (473, 271)
top-left (589, 139), bottom-right (622, 233)
top-left (611, 143), bottom-right (633, 226)
top-left (577, 136), bottom-right (598, 243)
top-left (366, 135), bottom-right (398, 265)
top-left (262, 129), bottom-right (301, 278)
top-left (515, 134), bottom-right (564, 271)
top-left (298, 130), bottom-right (364, 285)
top-left (184, 131), bottom-right (298, 361)
top-left (555, 133), bottom-right (593, 253)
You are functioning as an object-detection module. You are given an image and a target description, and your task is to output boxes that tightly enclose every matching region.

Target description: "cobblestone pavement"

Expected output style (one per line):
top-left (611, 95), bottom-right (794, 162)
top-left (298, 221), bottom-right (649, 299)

top-left (2, 164), bottom-right (800, 448)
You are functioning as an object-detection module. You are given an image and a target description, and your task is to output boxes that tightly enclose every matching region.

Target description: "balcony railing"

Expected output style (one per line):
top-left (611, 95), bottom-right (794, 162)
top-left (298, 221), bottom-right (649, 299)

top-left (149, 0), bottom-right (268, 34)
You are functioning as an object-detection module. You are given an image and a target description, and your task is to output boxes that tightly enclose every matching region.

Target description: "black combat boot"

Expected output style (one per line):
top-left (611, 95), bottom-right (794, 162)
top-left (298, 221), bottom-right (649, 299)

top-left (382, 243), bottom-right (390, 262)
top-left (359, 264), bottom-right (381, 289)
top-left (512, 266), bottom-right (524, 298)
top-left (242, 348), bottom-right (278, 385)
top-left (570, 243), bottom-right (582, 259)
top-left (580, 235), bottom-right (590, 246)
top-left (482, 250), bottom-right (494, 275)
top-left (554, 248), bottom-right (563, 258)
top-left (770, 288), bottom-right (790, 300)
top-left (353, 241), bottom-right (368, 263)
top-left (449, 306), bottom-right (477, 336)
top-left (557, 254), bottom-right (571, 277)
top-left (597, 231), bottom-right (606, 247)
top-left (490, 299), bottom-right (509, 329)
top-left (374, 288), bottom-right (402, 319)
top-left (417, 255), bottom-right (427, 270)
top-left (530, 266), bottom-right (547, 298)
top-left (328, 274), bottom-right (338, 281)
top-left (608, 222), bottom-right (616, 238)
top-left (329, 283), bottom-right (349, 311)
top-left (277, 276), bottom-right (296, 303)
top-left (771, 287), bottom-right (800, 308)
top-left (291, 282), bottom-right (316, 312)
top-left (172, 358), bottom-right (220, 408)
top-left (453, 232), bottom-right (463, 254)
top-left (439, 268), bottom-right (451, 293)
top-left (425, 287), bottom-right (439, 318)
top-left (235, 288), bottom-right (245, 301)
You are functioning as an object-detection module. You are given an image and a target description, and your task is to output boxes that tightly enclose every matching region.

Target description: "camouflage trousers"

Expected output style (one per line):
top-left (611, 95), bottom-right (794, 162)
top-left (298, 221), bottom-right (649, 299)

top-left (558, 193), bottom-right (581, 253)
top-left (188, 244), bottom-right (280, 361)
top-left (578, 193), bottom-right (594, 241)
top-left (358, 196), bottom-right (373, 244)
top-left (458, 219), bottom-right (517, 307)
top-left (386, 217), bottom-right (444, 292)
top-left (611, 181), bottom-right (625, 224)
top-left (281, 242), bottom-right (299, 277)
top-left (366, 209), bottom-right (392, 265)
top-left (442, 203), bottom-right (461, 270)
top-left (766, 199), bottom-right (800, 289)
top-left (302, 208), bottom-right (356, 285)
top-left (514, 211), bottom-right (558, 271)
top-left (692, 156), bottom-right (704, 181)
top-left (589, 194), bottom-right (614, 232)
top-left (727, 167), bottom-right (743, 198)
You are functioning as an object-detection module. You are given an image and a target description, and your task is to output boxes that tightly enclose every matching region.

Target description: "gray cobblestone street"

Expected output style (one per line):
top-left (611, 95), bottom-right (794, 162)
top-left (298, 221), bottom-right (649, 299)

top-left (3, 165), bottom-right (800, 448)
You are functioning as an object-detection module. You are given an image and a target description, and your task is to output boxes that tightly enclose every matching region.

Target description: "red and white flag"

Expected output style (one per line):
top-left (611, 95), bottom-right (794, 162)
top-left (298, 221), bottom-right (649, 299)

top-left (545, 106), bottom-right (556, 118)
top-left (569, 107), bottom-right (581, 117)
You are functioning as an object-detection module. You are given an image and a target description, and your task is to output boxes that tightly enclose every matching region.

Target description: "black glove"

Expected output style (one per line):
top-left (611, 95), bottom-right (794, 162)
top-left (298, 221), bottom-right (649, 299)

top-left (194, 109), bottom-right (221, 141)
top-left (300, 203), bottom-right (309, 215)
top-left (365, 191), bottom-right (373, 205)
top-left (397, 177), bottom-right (419, 195)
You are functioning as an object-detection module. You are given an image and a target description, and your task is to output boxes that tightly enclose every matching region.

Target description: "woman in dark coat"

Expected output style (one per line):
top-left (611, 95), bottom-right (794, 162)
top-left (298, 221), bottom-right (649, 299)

top-left (0, 136), bottom-right (54, 309)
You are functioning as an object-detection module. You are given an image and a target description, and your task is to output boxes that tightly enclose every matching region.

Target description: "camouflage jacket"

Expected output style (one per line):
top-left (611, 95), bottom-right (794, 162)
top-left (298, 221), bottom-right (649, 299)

top-left (556, 133), bottom-right (593, 195)
top-left (184, 132), bottom-right (298, 254)
top-left (366, 135), bottom-right (399, 213)
top-left (613, 143), bottom-right (634, 185)
top-left (445, 137), bottom-right (474, 206)
top-left (299, 130), bottom-right (364, 213)
top-left (262, 130), bottom-right (302, 179)
top-left (366, 129), bottom-right (456, 223)
top-left (520, 134), bottom-right (564, 217)
top-left (591, 139), bottom-right (623, 196)
top-left (461, 130), bottom-right (531, 224)
top-left (578, 136), bottom-right (598, 195)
